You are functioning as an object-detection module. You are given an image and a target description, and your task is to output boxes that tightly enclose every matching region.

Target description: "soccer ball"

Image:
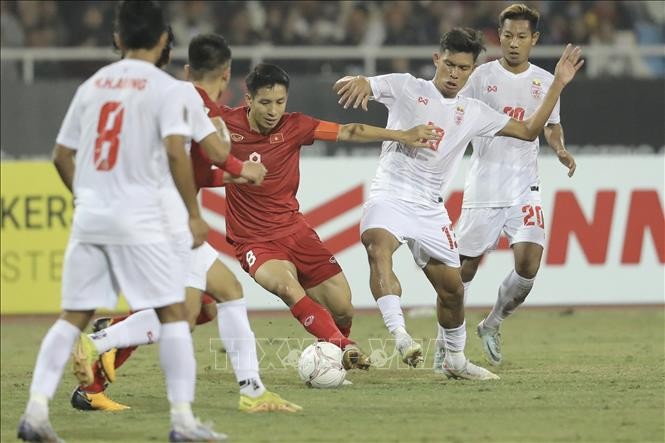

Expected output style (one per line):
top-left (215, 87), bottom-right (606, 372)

top-left (297, 342), bottom-right (347, 388)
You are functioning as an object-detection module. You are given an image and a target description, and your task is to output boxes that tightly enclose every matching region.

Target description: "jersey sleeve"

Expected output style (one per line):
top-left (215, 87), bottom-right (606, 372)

top-left (296, 113), bottom-right (324, 146)
top-left (367, 73), bottom-right (412, 109)
top-left (55, 85), bottom-right (84, 150)
top-left (158, 83), bottom-right (196, 139)
top-left (471, 99), bottom-right (512, 138)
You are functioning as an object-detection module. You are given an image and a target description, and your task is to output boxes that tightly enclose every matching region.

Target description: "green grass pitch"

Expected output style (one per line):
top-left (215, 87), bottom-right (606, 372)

top-left (2, 307), bottom-right (663, 442)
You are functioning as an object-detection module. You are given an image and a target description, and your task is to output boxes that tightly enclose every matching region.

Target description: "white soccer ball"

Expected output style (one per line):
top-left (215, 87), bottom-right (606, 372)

top-left (297, 342), bottom-right (347, 389)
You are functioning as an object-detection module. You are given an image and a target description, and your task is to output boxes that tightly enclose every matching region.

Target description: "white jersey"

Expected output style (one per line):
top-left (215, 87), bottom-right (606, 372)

top-left (161, 81), bottom-right (219, 236)
top-left (459, 60), bottom-right (560, 208)
top-left (56, 59), bottom-right (214, 244)
top-left (368, 73), bottom-right (510, 209)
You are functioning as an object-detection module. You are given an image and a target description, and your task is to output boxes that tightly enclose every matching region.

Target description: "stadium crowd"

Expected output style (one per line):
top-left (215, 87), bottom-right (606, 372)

top-left (1, 0), bottom-right (663, 49)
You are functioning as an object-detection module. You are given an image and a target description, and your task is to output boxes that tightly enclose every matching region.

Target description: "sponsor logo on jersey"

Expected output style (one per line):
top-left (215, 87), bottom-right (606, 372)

top-left (417, 96), bottom-right (429, 105)
top-left (270, 133), bottom-right (284, 144)
top-left (487, 85), bottom-right (498, 93)
top-left (531, 79), bottom-right (542, 99)
top-left (454, 106), bottom-right (465, 125)
top-left (231, 133), bottom-right (244, 142)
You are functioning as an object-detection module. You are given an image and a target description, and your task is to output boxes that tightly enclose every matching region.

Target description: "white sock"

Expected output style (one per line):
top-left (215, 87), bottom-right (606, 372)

top-left (89, 309), bottom-right (161, 353)
top-left (170, 402), bottom-right (196, 430)
top-left (435, 323), bottom-right (446, 351)
top-left (376, 294), bottom-right (407, 336)
top-left (462, 281), bottom-right (471, 305)
top-left (443, 321), bottom-right (466, 353)
top-left (484, 270), bottom-right (535, 330)
top-left (159, 322), bottom-right (196, 414)
top-left (216, 299), bottom-right (265, 398)
top-left (26, 318), bottom-right (80, 419)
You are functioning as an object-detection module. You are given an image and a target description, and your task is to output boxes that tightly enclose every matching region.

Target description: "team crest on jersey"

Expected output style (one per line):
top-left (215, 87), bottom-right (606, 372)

top-left (249, 152), bottom-right (261, 163)
top-left (269, 133), bottom-right (284, 144)
top-left (231, 133), bottom-right (244, 142)
top-left (454, 106), bottom-right (465, 125)
top-left (531, 79), bottom-right (543, 99)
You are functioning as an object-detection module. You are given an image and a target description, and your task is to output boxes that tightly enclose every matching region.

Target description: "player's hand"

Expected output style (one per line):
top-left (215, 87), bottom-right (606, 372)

top-left (188, 216), bottom-right (209, 249)
top-left (240, 161), bottom-right (267, 185)
top-left (334, 75), bottom-right (372, 110)
top-left (400, 124), bottom-right (444, 149)
top-left (554, 44), bottom-right (584, 86)
top-left (557, 149), bottom-right (577, 177)
top-left (223, 171), bottom-right (250, 184)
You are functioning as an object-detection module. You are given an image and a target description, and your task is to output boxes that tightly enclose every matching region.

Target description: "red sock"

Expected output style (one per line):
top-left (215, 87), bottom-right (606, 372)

top-left (338, 320), bottom-right (352, 338)
top-left (290, 297), bottom-right (354, 349)
top-left (82, 361), bottom-right (106, 394)
top-left (196, 293), bottom-right (217, 325)
top-left (114, 346), bottom-right (137, 368)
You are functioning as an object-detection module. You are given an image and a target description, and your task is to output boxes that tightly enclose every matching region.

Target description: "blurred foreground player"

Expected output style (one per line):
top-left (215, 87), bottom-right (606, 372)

top-left (18, 2), bottom-right (229, 442)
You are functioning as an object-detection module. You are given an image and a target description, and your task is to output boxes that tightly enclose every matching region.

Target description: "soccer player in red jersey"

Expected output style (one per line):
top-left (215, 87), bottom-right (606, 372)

top-left (218, 63), bottom-right (441, 369)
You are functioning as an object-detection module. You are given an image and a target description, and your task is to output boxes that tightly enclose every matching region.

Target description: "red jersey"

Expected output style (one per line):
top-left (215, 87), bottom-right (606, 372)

top-left (190, 86), bottom-right (225, 191)
top-left (219, 106), bottom-right (338, 243)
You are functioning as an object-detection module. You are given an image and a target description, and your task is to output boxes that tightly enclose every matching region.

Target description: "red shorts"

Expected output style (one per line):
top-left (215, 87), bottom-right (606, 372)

top-left (231, 227), bottom-right (342, 290)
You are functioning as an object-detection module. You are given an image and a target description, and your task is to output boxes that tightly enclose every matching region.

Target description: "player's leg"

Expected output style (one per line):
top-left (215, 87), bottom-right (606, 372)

top-left (253, 260), bottom-right (355, 351)
top-left (198, 249), bottom-right (301, 412)
top-left (195, 293), bottom-right (218, 325)
top-left (306, 273), bottom-right (353, 338)
top-left (422, 259), bottom-right (498, 381)
top-left (19, 241), bottom-right (106, 442)
top-left (361, 199), bottom-right (422, 367)
top-left (107, 242), bottom-right (223, 440)
top-left (478, 201), bottom-right (546, 365)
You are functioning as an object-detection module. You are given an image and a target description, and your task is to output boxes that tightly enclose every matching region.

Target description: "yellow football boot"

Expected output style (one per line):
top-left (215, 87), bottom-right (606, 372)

top-left (238, 391), bottom-right (302, 413)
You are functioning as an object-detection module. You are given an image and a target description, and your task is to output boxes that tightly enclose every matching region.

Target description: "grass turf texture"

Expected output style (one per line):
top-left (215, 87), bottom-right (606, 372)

top-left (1, 308), bottom-right (663, 443)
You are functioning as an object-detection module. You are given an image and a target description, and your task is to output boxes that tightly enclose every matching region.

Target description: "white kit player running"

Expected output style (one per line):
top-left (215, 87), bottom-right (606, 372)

top-left (334, 27), bottom-right (583, 380)
top-left (456, 4), bottom-right (577, 367)
top-left (17, 2), bottom-right (228, 442)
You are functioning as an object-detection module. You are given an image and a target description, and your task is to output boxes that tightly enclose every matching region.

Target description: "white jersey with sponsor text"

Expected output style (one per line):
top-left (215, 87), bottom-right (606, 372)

top-left (56, 59), bottom-right (202, 244)
top-left (368, 73), bottom-right (510, 209)
top-left (459, 60), bottom-right (560, 208)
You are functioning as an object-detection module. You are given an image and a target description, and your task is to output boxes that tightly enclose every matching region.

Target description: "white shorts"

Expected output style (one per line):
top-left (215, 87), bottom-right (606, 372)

top-left (61, 238), bottom-right (188, 311)
top-left (457, 200), bottom-right (546, 257)
top-left (360, 198), bottom-right (460, 268)
top-left (186, 241), bottom-right (219, 291)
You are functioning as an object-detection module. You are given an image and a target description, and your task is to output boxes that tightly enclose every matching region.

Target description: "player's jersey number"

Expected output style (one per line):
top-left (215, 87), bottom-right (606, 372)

top-left (503, 106), bottom-right (525, 121)
top-left (94, 101), bottom-right (125, 171)
top-left (522, 204), bottom-right (544, 228)
top-left (246, 250), bottom-right (257, 267)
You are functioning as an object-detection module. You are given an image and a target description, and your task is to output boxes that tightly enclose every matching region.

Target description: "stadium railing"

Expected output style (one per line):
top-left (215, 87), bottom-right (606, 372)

top-left (2, 44), bottom-right (664, 83)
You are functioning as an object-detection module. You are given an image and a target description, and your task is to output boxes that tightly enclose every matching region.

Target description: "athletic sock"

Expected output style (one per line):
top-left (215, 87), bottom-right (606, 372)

top-left (89, 309), bottom-right (161, 353)
top-left (484, 270), bottom-right (535, 330)
top-left (290, 296), bottom-right (353, 349)
top-left (462, 281), bottom-right (471, 305)
top-left (196, 293), bottom-right (217, 325)
top-left (376, 295), bottom-right (407, 336)
top-left (26, 319), bottom-right (80, 418)
top-left (216, 299), bottom-right (265, 398)
top-left (160, 322), bottom-right (196, 429)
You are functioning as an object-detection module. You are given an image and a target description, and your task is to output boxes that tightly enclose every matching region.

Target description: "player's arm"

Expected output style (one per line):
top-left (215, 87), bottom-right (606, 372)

top-left (497, 44), bottom-right (584, 141)
top-left (164, 135), bottom-right (208, 248)
top-left (544, 123), bottom-right (576, 177)
top-left (316, 120), bottom-right (443, 149)
top-left (199, 169), bottom-right (250, 188)
top-left (52, 144), bottom-right (76, 192)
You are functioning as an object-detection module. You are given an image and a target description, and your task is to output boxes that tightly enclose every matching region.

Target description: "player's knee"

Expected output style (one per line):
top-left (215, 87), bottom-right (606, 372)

top-left (364, 241), bottom-right (392, 268)
top-left (437, 286), bottom-right (464, 310)
top-left (515, 259), bottom-right (540, 279)
top-left (460, 257), bottom-right (481, 283)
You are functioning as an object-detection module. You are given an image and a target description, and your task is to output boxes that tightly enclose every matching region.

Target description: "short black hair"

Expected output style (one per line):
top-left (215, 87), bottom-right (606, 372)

top-left (188, 33), bottom-right (232, 76)
top-left (245, 63), bottom-right (290, 96)
top-left (439, 27), bottom-right (486, 62)
top-left (114, 0), bottom-right (167, 50)
top-left (155, 26), bottom-right (174, 68)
